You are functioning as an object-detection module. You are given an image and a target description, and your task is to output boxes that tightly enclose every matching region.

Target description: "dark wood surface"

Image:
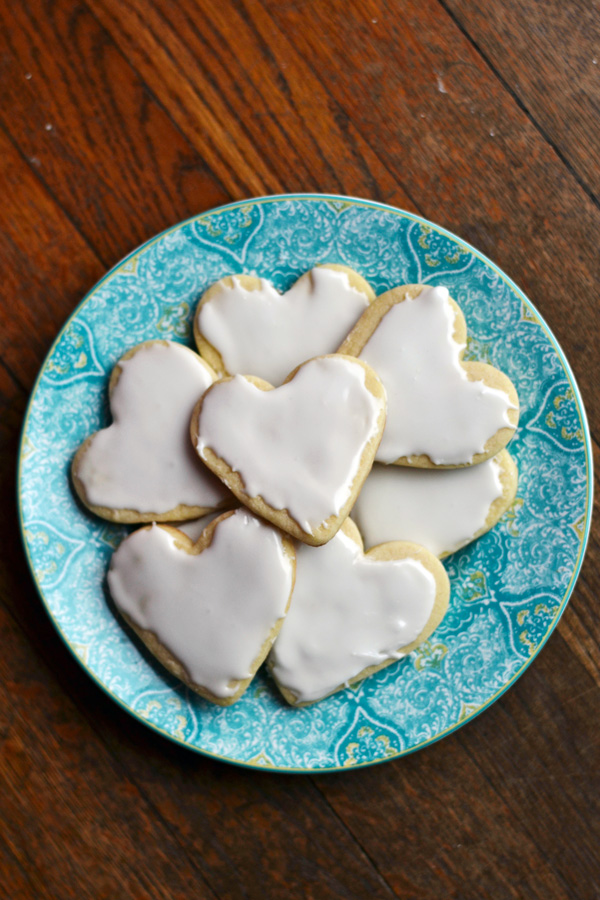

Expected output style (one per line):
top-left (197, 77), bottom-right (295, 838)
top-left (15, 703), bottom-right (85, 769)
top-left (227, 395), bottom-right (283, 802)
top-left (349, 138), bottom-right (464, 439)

top-left (1, 0), bottom-right (599, 897)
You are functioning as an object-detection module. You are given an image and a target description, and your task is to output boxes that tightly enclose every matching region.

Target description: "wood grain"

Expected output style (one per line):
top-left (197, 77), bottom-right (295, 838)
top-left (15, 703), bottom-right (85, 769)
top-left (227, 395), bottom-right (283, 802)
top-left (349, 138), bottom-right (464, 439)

top-left (443, 0), bottom-right (600, 200)
top-left (0, 126), bottom-right (103, 388)
top-left (84, 0), bottom-right (600, 436)
top-left (0, 0), bottom-right (598, 896)
top-left (0, 0), bottom-right (228, 266)
top-left (86, 0), bottom-right (416, 206)
top-left (313, 621), bottom-right (600, 900)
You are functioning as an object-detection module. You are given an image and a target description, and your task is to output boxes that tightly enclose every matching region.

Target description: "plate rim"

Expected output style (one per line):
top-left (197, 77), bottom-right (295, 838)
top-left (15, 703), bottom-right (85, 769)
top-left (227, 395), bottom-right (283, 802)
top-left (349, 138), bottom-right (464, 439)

top-left (17, 192), bottom-right (594, 773)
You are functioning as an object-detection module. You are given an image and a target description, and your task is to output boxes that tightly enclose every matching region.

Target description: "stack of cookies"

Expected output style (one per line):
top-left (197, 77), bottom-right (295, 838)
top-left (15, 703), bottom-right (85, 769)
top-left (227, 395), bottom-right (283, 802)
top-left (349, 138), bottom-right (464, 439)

top-left (72, 266), bottom-right (519, 706)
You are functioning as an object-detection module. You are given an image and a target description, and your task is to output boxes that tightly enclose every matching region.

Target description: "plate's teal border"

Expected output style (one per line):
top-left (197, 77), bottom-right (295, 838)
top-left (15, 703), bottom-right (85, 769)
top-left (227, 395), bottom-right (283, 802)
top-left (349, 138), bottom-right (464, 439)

top-left (17, 193), bottom-right (594, 773)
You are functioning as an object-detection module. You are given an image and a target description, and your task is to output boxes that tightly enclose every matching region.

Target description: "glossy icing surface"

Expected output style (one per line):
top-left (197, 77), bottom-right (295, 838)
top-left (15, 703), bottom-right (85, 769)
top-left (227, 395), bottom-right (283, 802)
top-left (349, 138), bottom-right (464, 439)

top-left (108, 510), bottom-right (294, 698)
top-left (196, 356), bottom-right (384, 533)
top-left (353, 457), bottom-right (503, 555)
top-left (270, 528), bottom-right (437, 703)
top-left (198, 267), bottom-right (370, 385)
top-left (358, 286), bottom-right (515, 464)
top-left (78, 342), bottom-right (228, 514)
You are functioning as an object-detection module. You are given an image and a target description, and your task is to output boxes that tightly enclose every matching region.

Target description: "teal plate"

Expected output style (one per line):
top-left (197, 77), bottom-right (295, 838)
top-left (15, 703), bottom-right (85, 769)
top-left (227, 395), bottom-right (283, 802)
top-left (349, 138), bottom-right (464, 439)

top-left (18, 195), bottom-right (592, 772)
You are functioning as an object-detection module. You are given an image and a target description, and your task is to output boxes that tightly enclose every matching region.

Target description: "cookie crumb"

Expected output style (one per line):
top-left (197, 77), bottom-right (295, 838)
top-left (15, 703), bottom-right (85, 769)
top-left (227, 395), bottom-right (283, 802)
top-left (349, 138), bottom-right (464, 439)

top-left (45, 123), bottom-right (53, 131)
top-left (25, 72), bottom-right (32, 80)
top-left (436, 75), bottom-right (448, 94)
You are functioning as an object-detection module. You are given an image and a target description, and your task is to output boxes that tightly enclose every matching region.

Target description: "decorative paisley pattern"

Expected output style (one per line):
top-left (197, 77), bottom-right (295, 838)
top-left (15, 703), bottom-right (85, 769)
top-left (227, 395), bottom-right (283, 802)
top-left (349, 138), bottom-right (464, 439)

top-left (18, 196), bottom-right (591, 771)
top-left (44, 321), bottom-right (105, 385)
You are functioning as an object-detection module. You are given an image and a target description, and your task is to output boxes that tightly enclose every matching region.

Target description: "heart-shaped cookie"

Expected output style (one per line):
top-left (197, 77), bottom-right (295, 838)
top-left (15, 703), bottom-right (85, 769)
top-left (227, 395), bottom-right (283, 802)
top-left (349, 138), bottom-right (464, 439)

top-left (353, 449), bottom-right (518, 557)
top-left (194, 265), bottom-right (374, 386)
top-left (191, 355), bottom-right (387, 545)
top-left (72, 340), bottom-right (231, 523)
top-left (269, 518), bottom-right (449, 705)
top-left (107, 509), bottom-right (296, 705)
top-left (338, 284), bottom-right (519, 467)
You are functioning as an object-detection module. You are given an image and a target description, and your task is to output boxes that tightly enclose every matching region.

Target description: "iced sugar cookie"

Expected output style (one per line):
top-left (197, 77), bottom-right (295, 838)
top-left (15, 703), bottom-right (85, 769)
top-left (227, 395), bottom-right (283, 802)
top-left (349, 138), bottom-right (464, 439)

top-left (269, 518), bottom-right (449, 705)
top-left (339, 285), bottom-right (519, 467)
top-left (353, 450), bottom-right (518, 557)
top-left (107, 509), bottom-right (296, 705)
top-left (191, 355), bottom-right (387, 545)
top-left (72, 340), bottom-right (231, 523)
top-left (194, 265), bottom-right (374, 386)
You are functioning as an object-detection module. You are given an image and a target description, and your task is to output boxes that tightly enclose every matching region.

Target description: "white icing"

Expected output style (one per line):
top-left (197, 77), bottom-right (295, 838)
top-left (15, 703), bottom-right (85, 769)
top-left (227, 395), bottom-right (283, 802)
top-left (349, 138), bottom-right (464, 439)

top-left (108, 510), bottom-right (294, 698)
top-left (358, 286), bottom-right (515, 465)
top-left (78, 342), bottom-right (228, 514)
top-left (270, 528), bottom-right (436, 703)
top-left (198, 267), bottom-right (370, 385)
top-left (196, 357), bottom-right (384, 534)
top-left (353, 457), bottom-right (503, 556)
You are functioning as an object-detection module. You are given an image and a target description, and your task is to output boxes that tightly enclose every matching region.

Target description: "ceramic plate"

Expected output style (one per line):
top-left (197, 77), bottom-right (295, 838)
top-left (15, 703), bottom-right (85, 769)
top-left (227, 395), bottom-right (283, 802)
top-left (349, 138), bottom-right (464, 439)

top-left (18, 195), bottom-right (592, 772)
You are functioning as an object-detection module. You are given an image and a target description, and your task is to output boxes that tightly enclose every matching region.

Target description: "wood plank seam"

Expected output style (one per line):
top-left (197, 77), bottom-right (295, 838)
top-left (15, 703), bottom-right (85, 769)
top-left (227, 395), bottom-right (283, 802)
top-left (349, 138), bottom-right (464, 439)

top-left (455, 732), bottom-right (575, 898)
top-left (87, 0), bottom-right (600, 287)
top-left (0, 583), bottom-right (224, 900)
top-left (309, 777), bottom-right (401, 899)
top-left (0, 357), bottom-right (28, 397)
top-left (435, 0), bottom-right (600, 210)
top-left (1, 562), bottom-right (397, 897)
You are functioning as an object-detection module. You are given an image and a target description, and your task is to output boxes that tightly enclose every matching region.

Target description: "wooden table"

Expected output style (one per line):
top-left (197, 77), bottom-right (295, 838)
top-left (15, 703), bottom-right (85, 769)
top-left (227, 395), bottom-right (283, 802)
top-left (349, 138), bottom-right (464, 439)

top-left (2, 1), bottom-right (599, 897)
